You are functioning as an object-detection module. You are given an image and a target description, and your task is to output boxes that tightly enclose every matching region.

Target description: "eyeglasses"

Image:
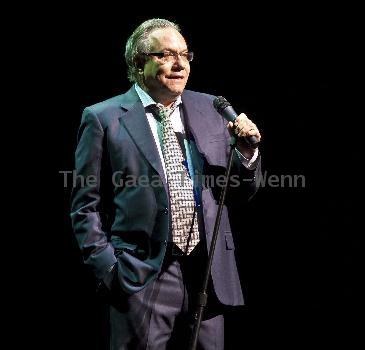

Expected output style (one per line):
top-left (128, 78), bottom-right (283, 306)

top-left (142, 51), bottom-right (194, 63)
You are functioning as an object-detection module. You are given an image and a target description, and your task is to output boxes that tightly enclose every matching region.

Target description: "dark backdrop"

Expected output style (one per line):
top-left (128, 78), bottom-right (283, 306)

top-left (36, 7), bottom-right (360, 349)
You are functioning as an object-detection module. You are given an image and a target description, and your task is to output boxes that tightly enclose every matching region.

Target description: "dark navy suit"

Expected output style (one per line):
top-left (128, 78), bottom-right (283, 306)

top-left (71, 86), bottom-right (261, 348)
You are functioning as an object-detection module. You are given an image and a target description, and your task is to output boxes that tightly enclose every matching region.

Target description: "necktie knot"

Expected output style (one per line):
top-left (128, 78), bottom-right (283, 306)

top-left (159, 107), bottom-right (172, 120)
top-left (156, 101), bottom-right (179, 120)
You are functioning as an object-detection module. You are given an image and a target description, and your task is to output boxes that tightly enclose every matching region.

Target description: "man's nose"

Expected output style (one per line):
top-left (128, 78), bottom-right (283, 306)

top-left (172, 55), bottom-right (185, 69)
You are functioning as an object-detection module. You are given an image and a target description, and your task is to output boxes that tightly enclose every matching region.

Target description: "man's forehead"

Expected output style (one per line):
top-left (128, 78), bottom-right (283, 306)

top-left (148, 28), bottom-right (187, 50)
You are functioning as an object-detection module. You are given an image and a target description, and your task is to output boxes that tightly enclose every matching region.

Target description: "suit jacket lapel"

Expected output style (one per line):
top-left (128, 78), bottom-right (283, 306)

top-left (181, 92), bottom-right (208, 160)
top-left (182, 91), bottom-right (228, 168)
top-left (119, 87), bottom-right (167, 192)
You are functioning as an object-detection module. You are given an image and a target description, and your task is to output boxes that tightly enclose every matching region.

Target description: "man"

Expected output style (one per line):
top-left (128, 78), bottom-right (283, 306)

top-left (71, 18), bottom-right (261, 349)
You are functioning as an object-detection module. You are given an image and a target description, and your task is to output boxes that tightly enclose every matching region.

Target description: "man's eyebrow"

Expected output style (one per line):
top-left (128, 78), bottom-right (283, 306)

top-left (163, 49), bottom-right (189, 53)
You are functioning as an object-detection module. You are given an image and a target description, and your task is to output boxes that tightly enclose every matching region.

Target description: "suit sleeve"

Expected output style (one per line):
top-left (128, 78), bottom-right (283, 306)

top-left (223, 120), bottom-right (262, 202)
top-left (70, 108), bottom-right (117, 280)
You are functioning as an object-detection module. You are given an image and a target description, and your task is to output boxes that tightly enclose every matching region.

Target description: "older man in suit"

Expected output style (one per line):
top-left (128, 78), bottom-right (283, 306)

top-left (71, 18), bottom-right (261, 349)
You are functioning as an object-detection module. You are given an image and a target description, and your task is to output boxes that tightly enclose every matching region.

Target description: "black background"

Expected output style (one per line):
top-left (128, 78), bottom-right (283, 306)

top-left (31, 5), bottom-right (360, 349)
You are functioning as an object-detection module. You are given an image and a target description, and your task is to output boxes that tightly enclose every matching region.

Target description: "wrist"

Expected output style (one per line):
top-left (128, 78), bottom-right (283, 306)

top-left (236, 141), bottom-right (256, 159)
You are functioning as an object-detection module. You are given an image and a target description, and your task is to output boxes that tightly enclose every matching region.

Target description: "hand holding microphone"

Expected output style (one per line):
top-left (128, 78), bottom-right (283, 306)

top-left (213, 96), bottom-right (261, 149)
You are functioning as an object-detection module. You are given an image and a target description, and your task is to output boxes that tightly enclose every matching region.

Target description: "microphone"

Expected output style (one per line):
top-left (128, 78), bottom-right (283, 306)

top-left (213, 96), bottom-right (260, 148)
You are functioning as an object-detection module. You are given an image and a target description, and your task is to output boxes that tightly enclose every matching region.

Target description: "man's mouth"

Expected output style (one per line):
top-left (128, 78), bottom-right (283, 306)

top-left (166, 75), bottom-right (184, 79)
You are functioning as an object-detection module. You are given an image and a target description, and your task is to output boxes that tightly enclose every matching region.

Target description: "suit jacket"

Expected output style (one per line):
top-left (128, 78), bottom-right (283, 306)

top-left (70, 86), bottom-right (261, 306)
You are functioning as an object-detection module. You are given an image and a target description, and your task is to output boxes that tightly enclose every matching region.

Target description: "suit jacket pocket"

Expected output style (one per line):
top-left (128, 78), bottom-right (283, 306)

top-left (205, 138), bottom-right (227, 167)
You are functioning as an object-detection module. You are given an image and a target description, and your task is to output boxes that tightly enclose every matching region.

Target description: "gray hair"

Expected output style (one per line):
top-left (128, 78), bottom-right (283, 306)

top-left (125, 18), bottom-right (181, 84)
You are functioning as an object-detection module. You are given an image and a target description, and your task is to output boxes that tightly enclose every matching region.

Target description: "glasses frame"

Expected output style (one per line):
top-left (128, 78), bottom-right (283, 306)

top-left (142, 51), bottom-right (194, 62)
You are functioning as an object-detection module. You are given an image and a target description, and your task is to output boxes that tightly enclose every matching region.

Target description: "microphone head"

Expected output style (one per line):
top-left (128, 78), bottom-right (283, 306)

top-left (213, 96), bottom-right (231, 113)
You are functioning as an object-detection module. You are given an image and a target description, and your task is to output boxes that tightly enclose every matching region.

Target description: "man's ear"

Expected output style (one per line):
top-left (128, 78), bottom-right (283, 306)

top-left (134, 55), bottom-right (145, 71)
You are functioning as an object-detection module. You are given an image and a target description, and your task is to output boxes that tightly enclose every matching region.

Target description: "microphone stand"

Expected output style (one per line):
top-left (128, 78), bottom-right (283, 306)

top-left (188, 136), bottom-right (237, 350)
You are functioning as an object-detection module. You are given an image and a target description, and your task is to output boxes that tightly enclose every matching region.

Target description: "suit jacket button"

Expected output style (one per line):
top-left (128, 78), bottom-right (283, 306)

top-left (163, 208), bottom-right (168, 214)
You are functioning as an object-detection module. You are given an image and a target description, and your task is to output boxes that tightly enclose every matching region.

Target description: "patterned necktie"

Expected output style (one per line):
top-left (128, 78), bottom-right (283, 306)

top-left (157, 103), bottom-right (199, 254)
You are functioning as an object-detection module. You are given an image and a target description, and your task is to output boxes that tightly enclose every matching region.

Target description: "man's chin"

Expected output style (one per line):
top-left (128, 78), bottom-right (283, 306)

top-left (165, 83), bottom-right (186, 96)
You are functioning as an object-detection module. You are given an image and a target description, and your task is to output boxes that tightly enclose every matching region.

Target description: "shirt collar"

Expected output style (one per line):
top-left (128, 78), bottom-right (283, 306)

top-left (134, 83), bottom-right (182, 109)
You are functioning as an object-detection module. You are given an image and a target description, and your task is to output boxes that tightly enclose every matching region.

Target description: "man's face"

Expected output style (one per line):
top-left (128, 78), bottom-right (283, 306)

top-left (141, 28), bottom-right (190, 104)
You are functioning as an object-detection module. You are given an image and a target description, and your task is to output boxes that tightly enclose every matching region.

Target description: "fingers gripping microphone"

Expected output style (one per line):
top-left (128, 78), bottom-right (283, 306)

top-left (213, 96), bottom-right (260, 148)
